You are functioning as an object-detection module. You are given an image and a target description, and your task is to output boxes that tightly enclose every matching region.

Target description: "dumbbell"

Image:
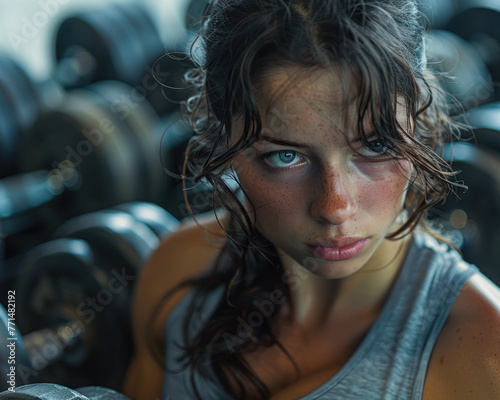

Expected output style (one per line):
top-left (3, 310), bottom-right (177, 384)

top-left (0, 383), bottom-right (131, 399)
top-left (0, 55), bottom-right (39, 178)
top-left (54, 3), bottom-right (162, 89)
top-left (433, 142), bottom-right (500, 285)
top-left (0, 203), bottom-right (178, 390)
top-left (444, 1), bottom-right (500, 100)
top-left (113, 202), bottom-right (180, 239)
top-left (0, 79), bottom-right (193, 265)
top-left (1, 79), bottom-right (164, 241)
top-left (463, 101), bottom-right (500, 153)
top-left (53, 2), bottom-right (194, 116)
top-left (0, 3), bottom-right (193, 176)
top-left (418, 0), bottom-right (459, 29)
top-left (429, 103), bottom-right (500, 285)
top-left (425, 30), bottom-right (494, 113)
top-left (0, 55), bottom-right (64, 179)
top-left (1, 238), bottom-right (132, 390)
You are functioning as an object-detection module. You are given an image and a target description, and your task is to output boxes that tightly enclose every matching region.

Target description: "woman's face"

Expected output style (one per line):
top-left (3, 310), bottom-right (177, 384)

top-left (233, 67), bottom-right (412, 278)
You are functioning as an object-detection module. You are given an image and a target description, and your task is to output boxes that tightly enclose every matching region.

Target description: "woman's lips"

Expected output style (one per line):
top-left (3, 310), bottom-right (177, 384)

top-left (306, 239), bottom-right (368, 261)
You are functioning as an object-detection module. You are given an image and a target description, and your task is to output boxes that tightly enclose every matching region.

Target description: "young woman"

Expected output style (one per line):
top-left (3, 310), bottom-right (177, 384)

top-left (123, 0), bottom-right (500, 399)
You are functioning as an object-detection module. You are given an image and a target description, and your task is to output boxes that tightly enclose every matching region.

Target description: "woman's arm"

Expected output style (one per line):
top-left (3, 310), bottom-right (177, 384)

top-left (122, 213), bottom-right (227, 400)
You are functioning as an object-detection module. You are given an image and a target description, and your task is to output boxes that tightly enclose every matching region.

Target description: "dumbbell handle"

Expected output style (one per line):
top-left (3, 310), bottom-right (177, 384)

top-left (56, 47), bottom-right (97, 89)
top-left (23, 321), bottom-right (86, 371)
top-left (0, 166), bottom-right (80, 235)
top-left (1, 299), bottom-right (85, 375)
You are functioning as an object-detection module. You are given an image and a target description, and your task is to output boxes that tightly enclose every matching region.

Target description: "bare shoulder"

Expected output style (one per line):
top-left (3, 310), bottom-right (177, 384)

top-left (133, 210), bottom-right (227, 336)
top-left (134, 210), bottom-right (228, 340)
top-left (122, 211), bottom-right (227, 400)
top-left (423, 272), bottom-right (500, 400)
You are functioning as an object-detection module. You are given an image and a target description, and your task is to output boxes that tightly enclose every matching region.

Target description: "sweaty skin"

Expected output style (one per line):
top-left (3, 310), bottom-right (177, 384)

top-left (123, 66), bottom-right (500, 400)
top-left (233, 66), bottom-right (413, 326)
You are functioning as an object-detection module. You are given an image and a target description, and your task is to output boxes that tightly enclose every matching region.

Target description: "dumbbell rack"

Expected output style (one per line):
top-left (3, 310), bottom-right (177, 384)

top-left (0, 0), bottom-right (211, 391)
top-left (0, 202), bottom-right (179, 391)
top-left (0, 3), bottom-right (207, 261)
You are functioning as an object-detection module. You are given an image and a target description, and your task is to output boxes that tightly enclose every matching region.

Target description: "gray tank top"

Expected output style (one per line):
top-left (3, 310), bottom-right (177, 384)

top-left (162, 231), bottom-right (479, 399)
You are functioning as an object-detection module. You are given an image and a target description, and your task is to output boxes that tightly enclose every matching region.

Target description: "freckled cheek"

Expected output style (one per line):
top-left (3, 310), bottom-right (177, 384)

top-left (240, 174), bottom-right (307, 222)
top-left (358, 173), bottom-right (409, 214)
top-left (355, 159), bottom-right (411, 212)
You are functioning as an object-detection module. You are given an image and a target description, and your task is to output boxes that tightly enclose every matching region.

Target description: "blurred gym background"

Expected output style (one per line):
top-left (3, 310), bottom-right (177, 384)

top-left (0, 0), bottom-right (499, 394)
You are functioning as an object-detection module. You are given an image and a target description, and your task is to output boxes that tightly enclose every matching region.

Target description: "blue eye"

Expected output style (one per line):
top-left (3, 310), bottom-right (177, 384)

top-left (264, 150), bottom-right (302, 168)
top-left (358, 137), bottom-right (393, 157)
top-left (367, 140), bottom-right (387, 153)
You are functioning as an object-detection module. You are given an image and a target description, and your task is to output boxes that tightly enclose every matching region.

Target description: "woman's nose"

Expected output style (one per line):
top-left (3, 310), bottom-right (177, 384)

top-left (309, 168), bottom-right (358, 226)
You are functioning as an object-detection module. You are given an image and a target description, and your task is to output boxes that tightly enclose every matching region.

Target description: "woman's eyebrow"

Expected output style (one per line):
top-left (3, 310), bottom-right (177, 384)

top-left (258, 134), bottom-right (313, 148)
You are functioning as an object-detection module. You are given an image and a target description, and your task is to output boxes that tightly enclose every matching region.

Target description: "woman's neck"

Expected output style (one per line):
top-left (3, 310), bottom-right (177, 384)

top-left (277, 235), bottom-right (413, 331)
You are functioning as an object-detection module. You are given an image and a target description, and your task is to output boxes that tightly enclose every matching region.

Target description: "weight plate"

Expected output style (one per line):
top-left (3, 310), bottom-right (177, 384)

top-left (463, 101), bottom-right (500, 154)
top-left (0, 170), bottom-right (61, 236)
top-left (118, 0), bottom-right (194, 115)
top-left (0, 219), bottom-right (3, 270)
top-left (55, 15), bottom-right (119, 87)
top-left (113, 202), bottom-right (180, 239)
top-left (53, 210), bottom-right (159, 363)
top-left (76, 386), bottom-right (132, 400)
top-left (89, 4), bottom-right (147, 85)
top-left (445, 3), bottom-right (500, 97)
top-left (86, 80), bottom-right (163, 203)
top-left (54, 210), bottom-right (159, 277)
top-left (55, 5), bottom-right (154, 87)
top-left (113, 3), bottom-right (164, 70)
top-left (19, 90), bottom-right (142, 230)
top-left (16, 238), bottom-right (132, 389)
top-left (72, 87), bottom-right (149, 200)
top-left (0, 88), bottom-right (19, 177)
top-left (0, 54), bottom-right (40, 134)
top-left (0, 55), bottom-right (40, 178)
top-left (425, 30), bottom-right (494, 113)
top-left (114, 1), bottom-right (179, 117)
top-left (34, 79), bottom-right (65, 113)
top-left (434, 143), bottom-right (500, 285)
top-left (0, 383), bottom-right (90, 399)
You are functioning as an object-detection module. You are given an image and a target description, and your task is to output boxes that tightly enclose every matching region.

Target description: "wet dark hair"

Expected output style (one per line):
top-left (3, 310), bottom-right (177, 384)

top-left (152, 1), bottom-right (463, 398)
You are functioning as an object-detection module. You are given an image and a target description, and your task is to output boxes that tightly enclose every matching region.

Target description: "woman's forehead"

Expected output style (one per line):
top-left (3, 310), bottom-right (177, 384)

top-left (254, 66), bottom-right (355, 113)
top-left (252, 66), bottom-right (367, 138)
top-left (252, 65), bottom-right (409, 133)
